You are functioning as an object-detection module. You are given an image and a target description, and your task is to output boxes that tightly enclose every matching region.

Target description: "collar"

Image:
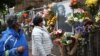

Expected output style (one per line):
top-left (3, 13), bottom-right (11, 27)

top-left (7, 28), bottom-right (20, 38)
top-left (35, 26), bottom-right (44, 30)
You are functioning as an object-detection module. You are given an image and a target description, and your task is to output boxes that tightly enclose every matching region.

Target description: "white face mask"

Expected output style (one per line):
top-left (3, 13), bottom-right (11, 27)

top-left (43, 20), bottom-right (45, 25)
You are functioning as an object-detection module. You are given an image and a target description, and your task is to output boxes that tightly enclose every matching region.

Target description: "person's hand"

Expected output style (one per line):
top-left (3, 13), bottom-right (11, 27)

top-left (17, 46), bottom-right (25, 54)
top-left (50, 32), bottom-right (54, 36)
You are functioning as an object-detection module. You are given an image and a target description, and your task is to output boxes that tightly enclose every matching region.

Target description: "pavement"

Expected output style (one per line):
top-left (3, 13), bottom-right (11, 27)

top-left (28, 41), bottom-right (32, 56)
top-left (28, 40), bottom-right (61, 56)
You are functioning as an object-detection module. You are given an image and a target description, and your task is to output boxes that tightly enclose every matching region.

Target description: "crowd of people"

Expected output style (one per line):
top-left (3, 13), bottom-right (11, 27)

top-left (0, 6), bottom-right (100, 56)
top-left (0, 8), bottom-right (55, 56)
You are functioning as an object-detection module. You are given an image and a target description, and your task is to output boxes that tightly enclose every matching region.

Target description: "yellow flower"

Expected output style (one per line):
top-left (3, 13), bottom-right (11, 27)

top-left (47, 16), bottom-right (57, 26)
top-left (95, 12), bottom-right (100, 22)
top-left (95, 17), bottom-right (100, 22)
top-left (85, 0), bottom-right (97, 7)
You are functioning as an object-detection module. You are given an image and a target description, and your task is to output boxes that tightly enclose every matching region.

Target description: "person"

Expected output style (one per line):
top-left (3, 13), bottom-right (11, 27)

top-left (0, 15), bottom-right (29, 56)
top-left (31, 16), bottom-right (53, 56)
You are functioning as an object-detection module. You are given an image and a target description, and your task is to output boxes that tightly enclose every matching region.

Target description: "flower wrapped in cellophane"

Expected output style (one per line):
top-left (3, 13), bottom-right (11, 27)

top-left (52, 29), bottom-right (64, 47)
top-left (61, 32), bottom-right (76, 46)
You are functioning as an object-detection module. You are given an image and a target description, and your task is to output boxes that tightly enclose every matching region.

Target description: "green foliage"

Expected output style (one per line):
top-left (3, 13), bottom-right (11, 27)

top-left (61, 33), bottom-right (74, 46)
top-left (70, 2), bottom-right (85, 9)
top-left (74, 13), bottom-right (84, 19)
top-left (0, 0), bottom-right (16, 13)
top-left (0, 25), bottom-right (6, 34)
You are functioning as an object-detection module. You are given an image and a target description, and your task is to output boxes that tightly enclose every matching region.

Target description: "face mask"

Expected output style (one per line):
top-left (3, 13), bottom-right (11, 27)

top-left (43, 20), bottom-right (45, 25)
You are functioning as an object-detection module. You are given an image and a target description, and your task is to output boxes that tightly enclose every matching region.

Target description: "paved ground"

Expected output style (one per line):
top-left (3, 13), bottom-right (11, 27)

top-left (28, 40), bottom-right (61, 56)
top-left (28, 40), bottom-right (32, 56)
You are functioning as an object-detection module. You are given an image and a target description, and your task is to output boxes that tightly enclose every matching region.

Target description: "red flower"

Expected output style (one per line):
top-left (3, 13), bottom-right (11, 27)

top-left (22, 13), bottom-right (28, 18)
top-left (54, 29), bottom-right (63, 38)
top-left (71, 0), bottom-right (77, 3)
top-left (71, 0), bottom-right (78, 6)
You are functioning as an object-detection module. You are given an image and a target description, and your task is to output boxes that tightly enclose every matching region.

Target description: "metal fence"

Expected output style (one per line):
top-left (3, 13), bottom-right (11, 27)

top-left (76, 30), bottom-right (100, 56)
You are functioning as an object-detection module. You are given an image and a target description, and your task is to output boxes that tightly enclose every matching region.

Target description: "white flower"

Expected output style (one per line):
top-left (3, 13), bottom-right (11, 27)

top-left (65, 16), bottom-right (73, 23)
top-left (66, 40), bottom-right (72, 44)
top-left (57, 29), bottom-right (62, 33)
top-left (74, 17), bottom-right (78, 22)
top-left (64, 32), bottom-right (67, 36)
top-left (98, 12), bottom-right (100, 16)
top-left (65, 20), bottom-right (68, 23)
top-left (79, 19), bottom-right (84, 23)
top-left (95, 17), bottom-right (100, 22)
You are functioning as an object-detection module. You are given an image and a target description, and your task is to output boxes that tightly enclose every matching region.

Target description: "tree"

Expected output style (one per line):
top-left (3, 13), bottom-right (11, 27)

top-left (0, 0), bottom-right (17, 13)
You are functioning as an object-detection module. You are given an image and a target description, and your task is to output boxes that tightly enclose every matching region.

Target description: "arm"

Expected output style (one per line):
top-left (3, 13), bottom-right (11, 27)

top-left (0, 35), bottom-right (19, 56)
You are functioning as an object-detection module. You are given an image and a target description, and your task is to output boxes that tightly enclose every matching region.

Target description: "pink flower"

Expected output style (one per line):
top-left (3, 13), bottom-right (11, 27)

top-left (55, 29), bottom-right (62, 35)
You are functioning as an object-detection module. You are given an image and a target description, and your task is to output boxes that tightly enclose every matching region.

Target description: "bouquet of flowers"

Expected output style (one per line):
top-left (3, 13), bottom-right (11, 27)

top-left (65, 9), bottom-right (90, 25)
top-left (61, 32), bottom-right (76, 46)
top-left (52, 29), bottom-right (63, 39)
top-left (52, 29), bottom-right (63, 47)
top-left (65, 13), bottom-right (84, 25)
